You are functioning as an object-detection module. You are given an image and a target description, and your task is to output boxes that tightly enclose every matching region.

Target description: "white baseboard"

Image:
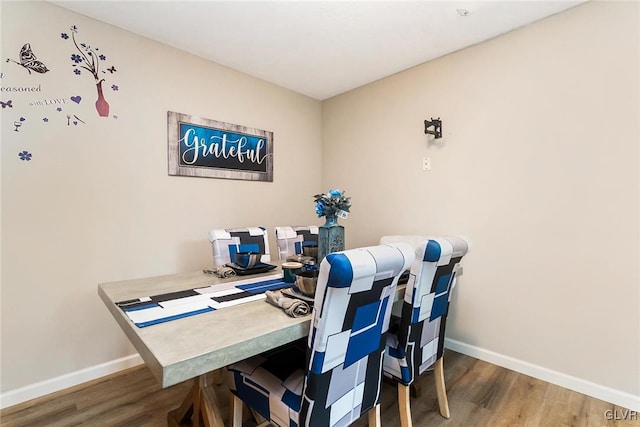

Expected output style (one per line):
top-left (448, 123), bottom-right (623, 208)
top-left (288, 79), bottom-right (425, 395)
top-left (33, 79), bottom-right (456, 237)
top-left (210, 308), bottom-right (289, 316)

top-left (0, 354), bottom-right (143, 410)
top-left (445, 338), bottom-right (640, 412)
top-left (3, 342), bottom-right (639, 413)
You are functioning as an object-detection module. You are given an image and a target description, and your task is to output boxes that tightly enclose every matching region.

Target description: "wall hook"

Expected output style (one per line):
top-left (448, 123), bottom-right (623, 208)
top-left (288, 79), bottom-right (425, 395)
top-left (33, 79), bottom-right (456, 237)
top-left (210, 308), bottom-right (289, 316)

top-left (424, 117), bottom-right (442, 139)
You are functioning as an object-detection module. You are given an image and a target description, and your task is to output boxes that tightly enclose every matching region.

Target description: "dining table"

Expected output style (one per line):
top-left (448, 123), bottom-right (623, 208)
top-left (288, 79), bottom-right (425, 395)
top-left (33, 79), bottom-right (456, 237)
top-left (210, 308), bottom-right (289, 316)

top-left (98, 261), bottom-right (407, 427)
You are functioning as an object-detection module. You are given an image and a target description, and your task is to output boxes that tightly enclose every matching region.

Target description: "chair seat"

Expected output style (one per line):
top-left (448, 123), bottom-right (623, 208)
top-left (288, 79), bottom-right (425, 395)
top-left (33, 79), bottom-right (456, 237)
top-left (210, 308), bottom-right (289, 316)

top-left (229, 345), bottom-right (307, 426)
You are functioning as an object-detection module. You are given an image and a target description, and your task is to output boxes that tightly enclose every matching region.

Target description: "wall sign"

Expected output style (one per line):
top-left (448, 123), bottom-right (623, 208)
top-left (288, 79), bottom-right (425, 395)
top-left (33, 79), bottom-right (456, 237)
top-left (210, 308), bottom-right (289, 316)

top-left (168, 111), bottom-right (273, 181)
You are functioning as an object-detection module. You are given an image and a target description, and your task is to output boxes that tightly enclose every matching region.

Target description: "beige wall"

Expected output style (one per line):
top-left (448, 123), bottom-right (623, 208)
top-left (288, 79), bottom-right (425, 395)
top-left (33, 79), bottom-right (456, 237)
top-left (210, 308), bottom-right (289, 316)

top-left (323, 0), bottom-right (639, 398)
top-left (1, 1), bottom-right (321, 393)
top-left (2, 0), bottom-right (639, 410)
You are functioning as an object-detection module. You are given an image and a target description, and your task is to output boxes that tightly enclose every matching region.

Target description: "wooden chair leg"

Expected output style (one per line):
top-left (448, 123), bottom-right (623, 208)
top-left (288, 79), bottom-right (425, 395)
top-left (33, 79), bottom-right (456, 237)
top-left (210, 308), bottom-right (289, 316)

top-left (409, 382), bottom-right (422, 398)
top-left (434, 357), bottom-right (450, 419)
top-left (398, 383), bottom-right (412, 427)
top-left (368, 404), bottom-right (381, 427)
top-left (231, 394), bottom-right (243, 427)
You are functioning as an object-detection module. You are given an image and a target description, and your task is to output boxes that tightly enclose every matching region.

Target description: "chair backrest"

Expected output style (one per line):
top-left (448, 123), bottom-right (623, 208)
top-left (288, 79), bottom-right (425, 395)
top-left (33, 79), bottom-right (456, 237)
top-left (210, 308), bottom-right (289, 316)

top-left (274, 226), bottom-right (319, 260)
top-left (384, 236), bottom-right (469, 384)
top-left (208, 227), bottom-right (271, 267)
top-left (300, 243), bottom-right (414, 426)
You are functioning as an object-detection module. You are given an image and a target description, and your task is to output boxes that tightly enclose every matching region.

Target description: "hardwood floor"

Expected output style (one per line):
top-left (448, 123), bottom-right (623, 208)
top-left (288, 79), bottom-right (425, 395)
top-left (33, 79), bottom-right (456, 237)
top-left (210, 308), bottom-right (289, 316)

top-left (1, 351), bottom-right (636, 427)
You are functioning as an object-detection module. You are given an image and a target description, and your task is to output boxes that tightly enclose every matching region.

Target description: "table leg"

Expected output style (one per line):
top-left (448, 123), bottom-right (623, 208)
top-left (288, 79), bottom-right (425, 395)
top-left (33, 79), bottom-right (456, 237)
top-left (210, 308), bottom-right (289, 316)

top-left (212, 368), bottom-right (226, 385)
top-left (168, 379), bottom-right (196, 426)
top-left (167, 374), bottom-right (226, 427)
top-left (201, 381), bottom-right (225, 426)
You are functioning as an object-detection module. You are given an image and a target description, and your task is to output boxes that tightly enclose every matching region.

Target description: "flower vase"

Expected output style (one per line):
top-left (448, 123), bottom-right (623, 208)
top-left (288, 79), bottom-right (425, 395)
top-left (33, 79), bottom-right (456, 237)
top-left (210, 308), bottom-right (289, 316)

top-left (318, 215), bottom-right (345, 265)
top-left (95, 80), bottom-right (110, 117)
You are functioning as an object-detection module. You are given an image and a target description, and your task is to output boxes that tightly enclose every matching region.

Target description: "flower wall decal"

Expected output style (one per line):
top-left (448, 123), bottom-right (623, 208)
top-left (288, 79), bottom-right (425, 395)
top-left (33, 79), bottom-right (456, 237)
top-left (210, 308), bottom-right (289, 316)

top-left (61, 25), bottom-right (117, 117)
top-left (19, 151), bottom-right (32, 161)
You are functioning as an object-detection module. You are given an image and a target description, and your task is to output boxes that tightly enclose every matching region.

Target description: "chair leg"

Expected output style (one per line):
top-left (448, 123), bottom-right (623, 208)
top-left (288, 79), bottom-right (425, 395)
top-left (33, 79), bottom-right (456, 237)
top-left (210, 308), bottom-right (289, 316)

top-left (434, 357), bottom-right (450, 419)
top-left (368, 404), bottom-right (381, 427)
top-left (409, 382), bottom-right (422, 398)
top-left (398, 383), bottom-right (412, 427)
top-left (231, 394), bottom-right (243, 427)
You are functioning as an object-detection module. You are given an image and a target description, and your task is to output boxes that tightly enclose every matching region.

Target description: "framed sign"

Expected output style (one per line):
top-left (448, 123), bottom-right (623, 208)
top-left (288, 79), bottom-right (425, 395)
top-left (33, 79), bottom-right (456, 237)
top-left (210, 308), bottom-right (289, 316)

top-left (168, 111), bottom-right (273, 181)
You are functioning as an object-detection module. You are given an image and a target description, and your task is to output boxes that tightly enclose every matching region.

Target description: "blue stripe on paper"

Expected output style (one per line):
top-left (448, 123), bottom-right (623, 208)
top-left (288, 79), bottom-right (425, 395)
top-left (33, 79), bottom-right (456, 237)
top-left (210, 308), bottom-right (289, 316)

top-left (236, 278), bottom-right (290, 293)
top-left (134, 307), bottom-right (215, 328)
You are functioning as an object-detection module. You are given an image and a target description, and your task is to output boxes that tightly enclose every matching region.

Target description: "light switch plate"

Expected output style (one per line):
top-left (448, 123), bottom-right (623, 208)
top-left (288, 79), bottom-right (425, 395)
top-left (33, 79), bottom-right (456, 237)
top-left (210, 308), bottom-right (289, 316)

top-left (422, 156), bottom-right (432, 171)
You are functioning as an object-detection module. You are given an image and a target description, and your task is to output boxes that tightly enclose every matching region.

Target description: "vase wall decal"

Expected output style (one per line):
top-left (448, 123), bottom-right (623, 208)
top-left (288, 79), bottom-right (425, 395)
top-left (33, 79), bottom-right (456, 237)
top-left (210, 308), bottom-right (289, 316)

top-left (64, 26), bottom-right (117, 118)
top-left (318, 215), bottom-right (345, 265)
top-left (95, 79), bottom-right (109, 117)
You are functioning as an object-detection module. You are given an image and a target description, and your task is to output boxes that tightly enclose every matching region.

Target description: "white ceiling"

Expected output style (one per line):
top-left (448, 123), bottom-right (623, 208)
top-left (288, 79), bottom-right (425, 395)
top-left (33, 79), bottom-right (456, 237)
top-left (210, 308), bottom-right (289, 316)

top-left (50, 1), bottom-right (586, 100)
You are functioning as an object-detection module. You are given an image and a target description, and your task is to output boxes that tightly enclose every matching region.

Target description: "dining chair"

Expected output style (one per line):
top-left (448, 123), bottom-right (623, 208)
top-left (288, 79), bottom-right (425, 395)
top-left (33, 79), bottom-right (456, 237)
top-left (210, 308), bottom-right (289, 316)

top-left (208, 227), bottom-right (271, 267)
top-left (274, 226), bottom-right (319, 260)
top-left (380, 235), bottom-right (469, 427)
top-left (227, 242), bottom-right (415, 427)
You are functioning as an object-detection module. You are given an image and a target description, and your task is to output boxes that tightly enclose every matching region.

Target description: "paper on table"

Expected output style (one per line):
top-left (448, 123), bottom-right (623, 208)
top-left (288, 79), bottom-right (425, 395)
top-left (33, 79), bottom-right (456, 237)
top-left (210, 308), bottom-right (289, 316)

top-left (119, 273), bottom-right (287, 327)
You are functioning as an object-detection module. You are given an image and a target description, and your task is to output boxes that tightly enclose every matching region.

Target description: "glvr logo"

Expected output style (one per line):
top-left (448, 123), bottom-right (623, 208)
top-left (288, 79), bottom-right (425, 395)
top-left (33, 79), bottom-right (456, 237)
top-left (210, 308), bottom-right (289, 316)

top-left (604, 409), bottom-right (638, 420)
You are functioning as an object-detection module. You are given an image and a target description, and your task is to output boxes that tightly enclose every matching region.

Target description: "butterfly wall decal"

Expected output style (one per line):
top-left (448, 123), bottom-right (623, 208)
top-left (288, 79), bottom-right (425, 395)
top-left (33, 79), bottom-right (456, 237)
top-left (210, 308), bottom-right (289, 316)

top-left (6, 43), bottom-right (49, 74)
top-left (0, 100), bottom-right (13, 109)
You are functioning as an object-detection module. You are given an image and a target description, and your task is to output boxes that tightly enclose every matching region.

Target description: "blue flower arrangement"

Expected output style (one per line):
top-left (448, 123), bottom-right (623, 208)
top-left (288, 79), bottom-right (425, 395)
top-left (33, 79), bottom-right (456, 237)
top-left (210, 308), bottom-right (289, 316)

top-left (313, 189), bottom-right (351, 218)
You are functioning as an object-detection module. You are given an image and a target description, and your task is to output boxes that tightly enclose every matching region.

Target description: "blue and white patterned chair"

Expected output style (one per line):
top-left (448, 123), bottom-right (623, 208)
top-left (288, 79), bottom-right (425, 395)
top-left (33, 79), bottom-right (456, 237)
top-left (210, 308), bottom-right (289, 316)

top-left (274, 226), bottom-right (319, 260)
top-left (227, 243), bottom-right (415, 427)
top-left (208, 227), bottom-right (271, 267)
top-left (380, 235), bottom-right (469, 426)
